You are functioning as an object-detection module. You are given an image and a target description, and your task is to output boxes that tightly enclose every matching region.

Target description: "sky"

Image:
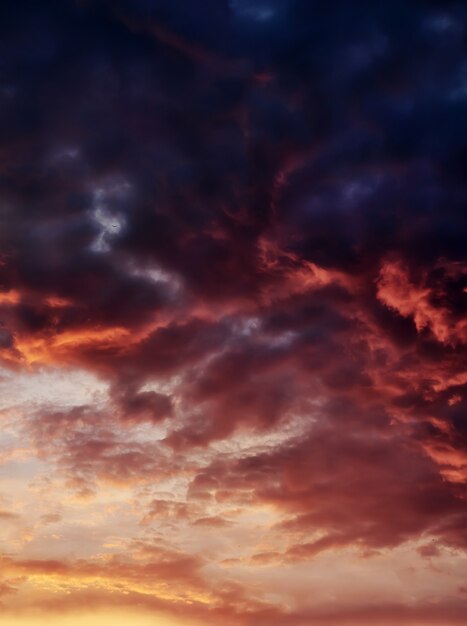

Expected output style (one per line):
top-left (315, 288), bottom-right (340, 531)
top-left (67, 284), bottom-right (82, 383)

top-left (0, 1), bottom-right (466, 625)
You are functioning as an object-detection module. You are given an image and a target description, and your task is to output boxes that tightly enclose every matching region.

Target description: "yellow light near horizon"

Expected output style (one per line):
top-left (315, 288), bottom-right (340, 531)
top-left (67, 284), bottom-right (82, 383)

top-left (0, 609), bottom-right (199, 626)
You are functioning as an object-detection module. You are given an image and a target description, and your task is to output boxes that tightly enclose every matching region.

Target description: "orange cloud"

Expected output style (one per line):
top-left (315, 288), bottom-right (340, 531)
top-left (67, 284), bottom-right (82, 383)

top-left (377, 260), bottom-right (467, 345)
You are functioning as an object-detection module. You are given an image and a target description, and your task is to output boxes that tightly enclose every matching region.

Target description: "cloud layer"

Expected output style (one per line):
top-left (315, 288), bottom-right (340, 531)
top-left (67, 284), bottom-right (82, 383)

top-left (0, 1), bottom-right (466, 624)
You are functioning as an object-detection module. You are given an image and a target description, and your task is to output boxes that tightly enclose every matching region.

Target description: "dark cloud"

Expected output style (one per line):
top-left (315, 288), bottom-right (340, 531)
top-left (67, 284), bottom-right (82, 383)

top-left (187, 417), bottom-right (467, 553)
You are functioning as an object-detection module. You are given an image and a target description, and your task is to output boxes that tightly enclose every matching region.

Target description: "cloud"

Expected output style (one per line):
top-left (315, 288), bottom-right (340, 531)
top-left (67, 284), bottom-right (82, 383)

top-left (0, 0), bottom-right (466, 624)
top-left (377, 259), bottom-right (467, 345)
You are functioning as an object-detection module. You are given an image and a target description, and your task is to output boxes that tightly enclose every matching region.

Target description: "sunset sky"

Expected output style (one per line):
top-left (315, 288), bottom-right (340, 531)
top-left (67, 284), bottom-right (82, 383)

top-left (1, 1), bottom-right (467, 625)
